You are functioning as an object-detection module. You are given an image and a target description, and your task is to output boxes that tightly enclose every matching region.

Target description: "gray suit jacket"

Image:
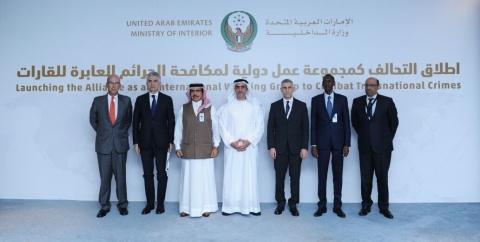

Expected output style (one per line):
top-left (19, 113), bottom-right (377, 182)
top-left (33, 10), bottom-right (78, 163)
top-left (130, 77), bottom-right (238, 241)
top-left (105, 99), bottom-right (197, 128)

top-left (90, 94), bottom-right (132, 154)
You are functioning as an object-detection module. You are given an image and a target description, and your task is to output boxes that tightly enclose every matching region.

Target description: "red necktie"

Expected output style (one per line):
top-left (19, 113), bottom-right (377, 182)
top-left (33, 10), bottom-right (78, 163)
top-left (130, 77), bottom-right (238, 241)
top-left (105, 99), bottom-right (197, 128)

top-left (109, 96), bottom-right (116, 125)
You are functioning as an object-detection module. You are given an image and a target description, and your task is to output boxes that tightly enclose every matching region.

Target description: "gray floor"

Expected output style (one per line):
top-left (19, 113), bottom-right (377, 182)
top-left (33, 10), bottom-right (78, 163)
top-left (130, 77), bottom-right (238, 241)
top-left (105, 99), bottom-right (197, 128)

top-left (0, 200), bottom-right (479, 242)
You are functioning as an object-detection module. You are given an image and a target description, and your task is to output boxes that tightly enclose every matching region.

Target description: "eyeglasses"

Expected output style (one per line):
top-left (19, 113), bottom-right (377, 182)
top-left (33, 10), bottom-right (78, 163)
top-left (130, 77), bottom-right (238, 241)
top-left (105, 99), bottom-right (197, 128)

top-left (107, 82), bottom-right (120, 86)
top-left (365, 84), bottom-right (378, 87)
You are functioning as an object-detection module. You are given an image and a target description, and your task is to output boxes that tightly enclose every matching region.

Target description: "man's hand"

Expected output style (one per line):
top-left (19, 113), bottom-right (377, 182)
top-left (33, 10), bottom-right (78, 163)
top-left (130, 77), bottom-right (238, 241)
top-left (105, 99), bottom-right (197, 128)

top-left (311, 146), bottom-right (318, 158)
top-left (134, 144), bottom-right (140, 154)
top-left (210, 147), bottom-right (218, 158)
top-left (176, 149), bottom-right (183, 158)
top-left (343, 146), bottom-right (349, 157)
top-left (236, 139), bottom-right (250, 151)
top-left (269, 148), bottom-right (277, 159)
top-left (300, 148), bottom-right (308, 159)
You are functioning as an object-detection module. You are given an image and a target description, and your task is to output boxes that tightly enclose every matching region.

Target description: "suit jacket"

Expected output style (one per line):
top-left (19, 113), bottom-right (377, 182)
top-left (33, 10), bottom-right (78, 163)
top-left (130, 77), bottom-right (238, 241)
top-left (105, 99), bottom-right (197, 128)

top-left (267, 98), bottom-right (309, 155)
top-left (351, 94), bottom-right (399, 154)
top-left (311, 93), bottom-right (351, 150)
top-left (90, 94), bottom-right (132, 154)
top-left (132, 92), bottom-right (175, 150)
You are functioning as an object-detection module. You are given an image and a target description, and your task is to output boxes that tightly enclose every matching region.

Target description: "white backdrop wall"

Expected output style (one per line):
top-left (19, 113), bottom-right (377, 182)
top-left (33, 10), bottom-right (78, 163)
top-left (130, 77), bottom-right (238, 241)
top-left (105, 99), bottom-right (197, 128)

top-left (1, 0), bottom-right (479, 203)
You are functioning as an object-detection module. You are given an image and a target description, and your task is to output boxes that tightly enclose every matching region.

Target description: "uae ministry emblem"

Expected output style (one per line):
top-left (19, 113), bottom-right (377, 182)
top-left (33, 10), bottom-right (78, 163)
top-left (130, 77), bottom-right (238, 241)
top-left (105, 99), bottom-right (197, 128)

top-left (221, 11), bottom-right (257, 52)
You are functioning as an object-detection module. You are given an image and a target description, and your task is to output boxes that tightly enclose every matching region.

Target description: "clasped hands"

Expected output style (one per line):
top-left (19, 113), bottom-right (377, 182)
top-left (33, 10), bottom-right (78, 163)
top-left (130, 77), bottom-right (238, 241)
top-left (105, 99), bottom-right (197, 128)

top-left (230, 139), bottom-right (250, 152)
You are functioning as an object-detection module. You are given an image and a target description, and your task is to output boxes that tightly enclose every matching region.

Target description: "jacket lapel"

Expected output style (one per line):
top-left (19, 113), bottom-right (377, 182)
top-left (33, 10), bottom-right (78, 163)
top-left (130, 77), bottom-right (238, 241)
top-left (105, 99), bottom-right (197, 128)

top-left (103, 94), bottom-right (115, 126)
top-left (115, 95), bottom-right (125, 125)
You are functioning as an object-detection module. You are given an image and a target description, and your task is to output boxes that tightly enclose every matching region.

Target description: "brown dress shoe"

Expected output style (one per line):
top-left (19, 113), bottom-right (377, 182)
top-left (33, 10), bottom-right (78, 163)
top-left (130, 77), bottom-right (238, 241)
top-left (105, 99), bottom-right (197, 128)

top-left (202, 212), bottom-right (210, 217)
top-left (180, 212), bottom-right (189, 217)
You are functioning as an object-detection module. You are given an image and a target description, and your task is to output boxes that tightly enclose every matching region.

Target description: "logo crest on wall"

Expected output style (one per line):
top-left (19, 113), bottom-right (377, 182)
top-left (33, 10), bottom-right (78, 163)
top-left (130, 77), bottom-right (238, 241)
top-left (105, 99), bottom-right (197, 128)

top-left (221, 11), bottom-right (258, 52)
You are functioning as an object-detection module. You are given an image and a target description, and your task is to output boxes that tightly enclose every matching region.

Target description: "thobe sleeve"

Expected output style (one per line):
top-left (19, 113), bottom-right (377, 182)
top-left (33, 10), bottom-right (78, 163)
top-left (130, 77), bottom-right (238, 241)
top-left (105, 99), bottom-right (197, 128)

top-left (211, 106), bottom-right (220, 147)
top-left (218, 104), bottom-right (236, 148)
top-left (246, 104), bottom-right (264, 148)
top-left (173, 106), bottom-right (184, 151)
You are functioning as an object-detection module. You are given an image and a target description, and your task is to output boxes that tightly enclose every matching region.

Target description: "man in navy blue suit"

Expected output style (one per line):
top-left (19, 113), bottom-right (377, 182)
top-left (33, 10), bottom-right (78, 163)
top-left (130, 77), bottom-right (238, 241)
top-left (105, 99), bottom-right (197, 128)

top-left (133, 71), bottom-right (175, 215)
top-left (351, 77), bottom-right (398, 219)
top-left (311, 74), bottom-right (351, 218)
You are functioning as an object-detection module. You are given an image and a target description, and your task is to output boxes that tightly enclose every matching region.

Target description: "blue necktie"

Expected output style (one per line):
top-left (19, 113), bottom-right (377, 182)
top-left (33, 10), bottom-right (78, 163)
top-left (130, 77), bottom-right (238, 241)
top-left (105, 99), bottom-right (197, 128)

top-left (327, 96), bottom-right (332, 118)
top-left (285, 100), bottom-right (290, 117)
top-left (151, 95), bottom-right (157, 116)
top-left (367, 98), bottom-right (374, 118)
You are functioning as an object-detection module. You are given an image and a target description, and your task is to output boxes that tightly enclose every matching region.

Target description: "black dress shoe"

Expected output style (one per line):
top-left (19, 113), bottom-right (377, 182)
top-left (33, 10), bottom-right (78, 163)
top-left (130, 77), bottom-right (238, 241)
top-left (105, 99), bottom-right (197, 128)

top-left (222, 212), bottom-right (231, 216)
top-left (358, 207), bottom-right (371, 216)
top-left (289, 207), bottom-right (299, 217)
top-left (250, 211), bottom-right (261, 216)
top-left (156, 206), bottom-right (165, 214)
top-left (313, 207), bottom-right (327, 217)
top-left (96, 209), bottom-right (109, 218)
top-left (274, 206), bottom-right (284, 215)
top-left (141, 205), bottom-right (154, 215)
top-left (333, 207), bottom-right (346, 218)
top-left (119, 208), bottom-right (128, 216)
top-left (380, 209), bottom-right (394, 219)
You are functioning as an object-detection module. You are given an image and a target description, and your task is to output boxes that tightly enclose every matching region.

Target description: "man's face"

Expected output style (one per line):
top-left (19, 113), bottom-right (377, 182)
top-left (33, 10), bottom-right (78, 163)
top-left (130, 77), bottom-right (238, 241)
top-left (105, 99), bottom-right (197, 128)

top-left (190, 88), bottom-right (203, 102)
top-left (364, 78), bottom-right (379, 97)
top-left (147, 76), bottom-right (161, 94)
top-left (107, 76), bottom-right (120, 96)
top-left (281, 82), bottom-right (295, 99)
top-left (322, 76), bottom-right (335, 94)
top-left (234, 83), bottom-right (247, 100)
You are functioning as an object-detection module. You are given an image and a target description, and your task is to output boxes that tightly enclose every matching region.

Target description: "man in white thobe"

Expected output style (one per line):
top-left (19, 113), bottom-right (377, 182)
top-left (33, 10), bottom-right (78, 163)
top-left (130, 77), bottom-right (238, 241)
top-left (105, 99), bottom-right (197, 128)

top-left (217, 79), bottom-right (264, 216)
top-left (174, 83), bottom-right (220, 218)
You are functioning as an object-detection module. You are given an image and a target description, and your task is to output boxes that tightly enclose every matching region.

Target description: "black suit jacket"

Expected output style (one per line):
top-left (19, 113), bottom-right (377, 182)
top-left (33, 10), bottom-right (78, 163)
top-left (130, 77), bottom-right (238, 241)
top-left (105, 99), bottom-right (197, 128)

top-left (132, 92), bottom-right (175, 150)
top-left (90, 94), bottom-right (132, 154)
top-left (351, 94), bottom-right (399, 154)
top-left (267, 98), bottom-right (309, 155)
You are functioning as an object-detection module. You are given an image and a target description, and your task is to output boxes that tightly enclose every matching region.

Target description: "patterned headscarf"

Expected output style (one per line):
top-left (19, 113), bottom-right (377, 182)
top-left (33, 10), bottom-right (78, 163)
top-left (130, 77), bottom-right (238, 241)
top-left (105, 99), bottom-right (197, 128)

top-left (185, 83), bottom-right (211, 112)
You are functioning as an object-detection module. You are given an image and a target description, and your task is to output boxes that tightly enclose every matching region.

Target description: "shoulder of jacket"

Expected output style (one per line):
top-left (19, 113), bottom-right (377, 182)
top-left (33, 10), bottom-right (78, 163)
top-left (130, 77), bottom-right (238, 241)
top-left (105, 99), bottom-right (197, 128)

top-left (378, 94), bottom-right (393, 101)
top-left (312, 94), bottom-right (323, 100)
top-left (119, 94), bottom-right (131, 100)
top-left (334, 93), bottom-right (347, 98)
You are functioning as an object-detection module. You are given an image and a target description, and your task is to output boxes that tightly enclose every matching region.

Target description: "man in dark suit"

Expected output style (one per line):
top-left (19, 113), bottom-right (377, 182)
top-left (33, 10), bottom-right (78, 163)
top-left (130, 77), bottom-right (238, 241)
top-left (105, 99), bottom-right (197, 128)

top-left (90, 74), bottom-right (132, 218)
top-left (133, 71), bottom-right (175, 215)
top-left (311, 74), bottom-right (351, 218)
top-left (351, 77), bottom-right (399, 219)
top-left (267, 79), bottom-right (309, 216)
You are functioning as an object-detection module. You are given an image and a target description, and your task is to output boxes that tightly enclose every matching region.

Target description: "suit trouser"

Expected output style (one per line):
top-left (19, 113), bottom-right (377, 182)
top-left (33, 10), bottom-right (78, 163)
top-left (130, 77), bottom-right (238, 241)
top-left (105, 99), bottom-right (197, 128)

top-left (274, 150), bottom-right (302, 207)
top-left (97, 149), bottom-right (128, 210)
top-left (359, 150), bottom-right (391, 210)
top-left (140, 138), bottom-right (168, 207)
top-left (317, 148), bottom-right (344, 209)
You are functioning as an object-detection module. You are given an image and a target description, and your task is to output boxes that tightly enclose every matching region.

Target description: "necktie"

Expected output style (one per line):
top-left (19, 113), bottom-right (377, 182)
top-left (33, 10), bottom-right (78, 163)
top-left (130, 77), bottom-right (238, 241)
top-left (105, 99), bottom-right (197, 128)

top-left (285, 100), bottom-right (290, 117)
top-left (151, 95), bottom-right (157, 116)
top-left (327, 96), bottom-right (333, 118)
top-left (109, 96), bottom-right (115, 125)
top-left (367, 98), bottom-right (374, 118)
